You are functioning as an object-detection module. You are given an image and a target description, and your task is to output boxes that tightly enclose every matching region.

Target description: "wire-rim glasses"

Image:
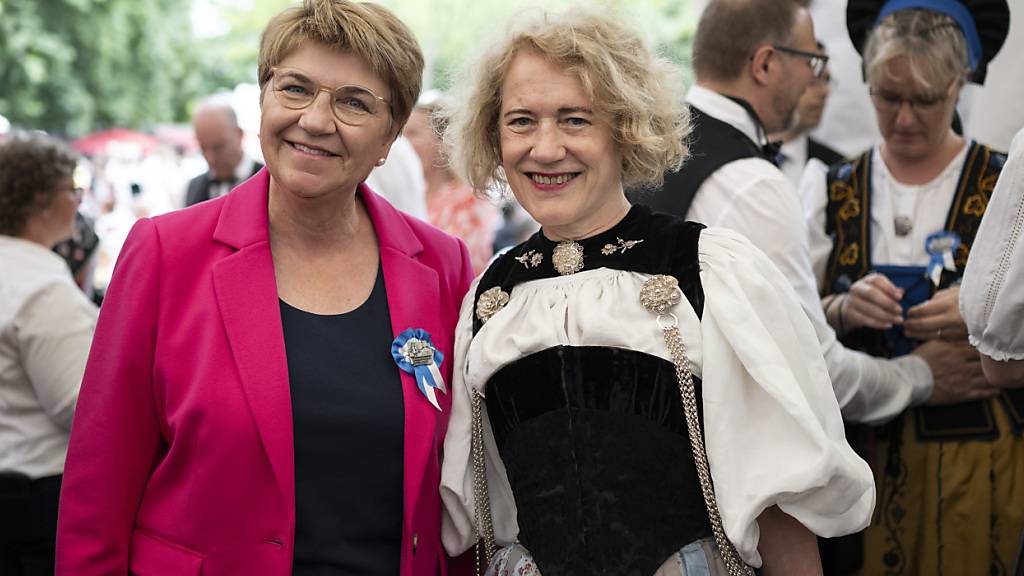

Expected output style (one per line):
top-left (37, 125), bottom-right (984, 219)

top-left (868, 84), bottom-right (955, 115)
top-left (772, 45), bottom-right (830, 78)
top-left (269, 66), bottom-right (391, 126)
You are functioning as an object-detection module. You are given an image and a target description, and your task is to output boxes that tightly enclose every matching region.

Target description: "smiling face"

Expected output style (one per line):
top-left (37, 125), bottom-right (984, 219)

top-left (499, 50), bottom-right (626, 240)
top-left (871, 56), bottom-right (959, 163)
top-left (259, 42), bottom-right (396, 201)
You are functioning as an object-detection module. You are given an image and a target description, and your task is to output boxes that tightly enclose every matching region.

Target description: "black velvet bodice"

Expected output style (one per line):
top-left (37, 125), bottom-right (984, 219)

top-left (473, 206), bottom-right (712, 574)
top-left (486, 347), bottom-right (711, 575)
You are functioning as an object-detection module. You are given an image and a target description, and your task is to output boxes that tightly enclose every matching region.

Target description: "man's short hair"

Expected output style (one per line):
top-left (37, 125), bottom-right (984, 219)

top-left (193, 98), bottom-right (240, 130)
top-left (692, 0), bottom-right (806, 83)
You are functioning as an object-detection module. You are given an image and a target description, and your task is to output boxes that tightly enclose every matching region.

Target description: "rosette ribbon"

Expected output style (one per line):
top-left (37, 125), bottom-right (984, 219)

top-left (925, 231), bottom-right (960, 287)
top-left (391, 328), bottom-right (446, 411)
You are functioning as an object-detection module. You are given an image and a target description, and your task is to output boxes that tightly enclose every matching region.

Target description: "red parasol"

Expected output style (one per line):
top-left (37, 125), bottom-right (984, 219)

top-left (71, 128), bottom-right (161, 156)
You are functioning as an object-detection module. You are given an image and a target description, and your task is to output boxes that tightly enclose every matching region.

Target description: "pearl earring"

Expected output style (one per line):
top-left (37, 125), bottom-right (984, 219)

top-left (376, 157), bottom-right (386, 166)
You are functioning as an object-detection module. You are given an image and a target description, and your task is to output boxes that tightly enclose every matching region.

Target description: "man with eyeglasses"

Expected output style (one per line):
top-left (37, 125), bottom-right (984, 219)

top-left (768, 41), bottom-right (845, 189)
top-left (184, 99), bottom-right (263, 207)
top-left (642, 0), bottom-right (957, 479)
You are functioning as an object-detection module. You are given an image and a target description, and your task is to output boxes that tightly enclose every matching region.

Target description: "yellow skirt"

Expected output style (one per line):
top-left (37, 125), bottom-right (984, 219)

top-left (861, 400), bottom-right (1024, 576)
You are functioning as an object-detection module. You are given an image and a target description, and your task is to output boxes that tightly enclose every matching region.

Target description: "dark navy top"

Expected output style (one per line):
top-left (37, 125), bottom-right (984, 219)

top-left (281, 267), bottom-right (404, 575)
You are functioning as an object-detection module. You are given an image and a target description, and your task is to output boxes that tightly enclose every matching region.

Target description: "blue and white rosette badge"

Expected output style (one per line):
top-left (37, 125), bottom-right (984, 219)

top-left (925, 231), bottom-right (961, 287)
top-left (392, 328), bottom-right (447, 411)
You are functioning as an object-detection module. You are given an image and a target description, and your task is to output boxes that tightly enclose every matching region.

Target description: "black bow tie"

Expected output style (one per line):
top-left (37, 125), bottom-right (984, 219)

top-left (722, 95), bottom-right (783, 164)
top-left (763, 141), bottom-right (783, 166)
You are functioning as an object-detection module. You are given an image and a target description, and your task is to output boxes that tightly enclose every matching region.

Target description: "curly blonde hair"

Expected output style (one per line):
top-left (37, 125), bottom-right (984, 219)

top-left (258, 0), bottom-right (424, 131)
top-left (864, 9), bottom-right (970, 93)
top-left (443, 7), bottom-right (689, 194)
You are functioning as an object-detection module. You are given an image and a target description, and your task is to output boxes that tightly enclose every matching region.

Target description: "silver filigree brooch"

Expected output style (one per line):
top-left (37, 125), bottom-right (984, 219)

top-left (639, 275), bottom-right (682, 315)
top-left (601, 237), bottom-right (644, 256)
top-left (514, 250), bottom-right (544, 269)
top-left (476, 286), bottom-right (510, 323)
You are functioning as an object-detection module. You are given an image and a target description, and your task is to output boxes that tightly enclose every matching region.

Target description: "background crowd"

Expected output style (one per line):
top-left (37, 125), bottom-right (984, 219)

top-left (1, 0), bottom-right (1023, 575)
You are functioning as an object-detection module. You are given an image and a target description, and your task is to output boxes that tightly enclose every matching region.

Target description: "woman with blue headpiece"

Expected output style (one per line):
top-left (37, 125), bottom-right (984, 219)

top-left (800, 0), bottom-right (1022, 574)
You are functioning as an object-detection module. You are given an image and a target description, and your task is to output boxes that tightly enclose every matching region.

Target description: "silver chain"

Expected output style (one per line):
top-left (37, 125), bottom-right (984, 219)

top-left (661, 321), bottom-right (754, 576)
top-left (471, 390), bottom-right (496, 575)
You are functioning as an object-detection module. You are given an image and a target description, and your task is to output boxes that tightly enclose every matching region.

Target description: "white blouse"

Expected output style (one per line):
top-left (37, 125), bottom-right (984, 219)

top-left (801, 144), bottom-right (970, 288)
top-left (961, 129), bottom-right (1024, 361)
top-left (440, 227), bottom-right (874, 567)
top-left (0, 235), bottom-right (97, 478)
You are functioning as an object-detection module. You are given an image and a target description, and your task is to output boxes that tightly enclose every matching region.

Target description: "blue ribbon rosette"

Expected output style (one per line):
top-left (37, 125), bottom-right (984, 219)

top-left (925, 231), bottom-right (961, 287)
top-left (392, 328), bottom-right (447, 411)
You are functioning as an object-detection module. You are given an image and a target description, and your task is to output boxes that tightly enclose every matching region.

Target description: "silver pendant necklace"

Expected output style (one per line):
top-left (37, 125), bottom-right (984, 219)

top-left (894, 215), bottom-right (914, 237)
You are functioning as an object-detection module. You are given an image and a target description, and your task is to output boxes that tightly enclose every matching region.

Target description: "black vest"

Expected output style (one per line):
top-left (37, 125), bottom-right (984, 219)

top-left (636, 105), bottom-right (767, 219)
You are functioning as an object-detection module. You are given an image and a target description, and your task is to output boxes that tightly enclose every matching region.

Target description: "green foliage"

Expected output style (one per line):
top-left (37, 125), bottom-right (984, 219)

top-left (0, 0), bottom-right (202, 137)
top-left (377, 0), bottom-right (698, 91)
top-left (0, 0), bottom-right (696, 136)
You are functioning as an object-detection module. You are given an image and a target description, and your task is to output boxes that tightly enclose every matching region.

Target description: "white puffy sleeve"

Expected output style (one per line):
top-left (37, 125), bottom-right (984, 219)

top-left (698, 227), bottom-right (875, 566)
top-left (960, 130), bottom-right (1024, 361)
top-left (440, 277), bottom-right (519, 556)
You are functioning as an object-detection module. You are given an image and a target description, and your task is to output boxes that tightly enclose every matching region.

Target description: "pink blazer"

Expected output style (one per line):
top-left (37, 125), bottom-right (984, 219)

top-left (56, 170), bottom-right (475, 576)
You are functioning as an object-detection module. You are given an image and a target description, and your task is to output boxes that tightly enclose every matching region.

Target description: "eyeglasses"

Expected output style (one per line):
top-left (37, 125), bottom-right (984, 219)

top-left (61, 187), bottom-right (84, 202)
top-left (269, 66), bottom-right (391, 126)
top-left (868, 85), bottom-right (953, 114)
top-left (772, 45), bottom-right (830, 78)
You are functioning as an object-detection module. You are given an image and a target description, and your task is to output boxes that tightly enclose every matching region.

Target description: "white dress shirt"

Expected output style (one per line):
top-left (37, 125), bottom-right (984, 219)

top-left (686, 85), bottom-right (932, 423)
top-left (777, 134), bottom-right (810, 189)
top-left (961, 129), bottom-right (1024, 361)
top-left (0, 236), bottom-right (97, 478)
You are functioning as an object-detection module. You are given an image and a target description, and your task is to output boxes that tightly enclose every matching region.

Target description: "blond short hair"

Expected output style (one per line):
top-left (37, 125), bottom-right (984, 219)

top-left (444, 7), bottom-right (689, 194)
top-left (258, 0), bottom-right (424, 130)
top-left (864, 9), bottom-right (970, 93)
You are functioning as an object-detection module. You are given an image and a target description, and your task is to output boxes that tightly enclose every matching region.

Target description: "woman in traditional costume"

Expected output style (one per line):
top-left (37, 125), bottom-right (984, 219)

top-left (440, 7), bottom-right (875, 575)
top-left (801, 1), bottom-right (1023, 573)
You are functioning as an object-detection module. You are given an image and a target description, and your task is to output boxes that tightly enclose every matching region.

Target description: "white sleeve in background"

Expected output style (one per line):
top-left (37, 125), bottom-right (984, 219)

top-left (800, 158), bottom-right (833, 290)
top-left (961, 129), bottom-right (1024, 361)
top-left (15, 282), bottom-right (98, 429)
top-left (692, 161), bottom-right (932, 423)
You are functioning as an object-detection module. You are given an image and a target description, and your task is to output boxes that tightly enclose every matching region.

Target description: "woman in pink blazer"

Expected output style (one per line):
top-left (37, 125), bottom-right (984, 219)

top-left (56, 1), bottom-right (474, 574)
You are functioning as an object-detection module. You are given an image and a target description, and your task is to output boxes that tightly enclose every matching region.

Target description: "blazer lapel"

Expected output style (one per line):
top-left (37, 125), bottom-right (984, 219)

top-left (363, 186), bottom-right (447, 533)
top-left (211, 171), bottom-right (295, 517)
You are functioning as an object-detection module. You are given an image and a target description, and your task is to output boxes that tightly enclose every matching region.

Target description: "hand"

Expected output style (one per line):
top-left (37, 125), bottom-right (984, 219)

top-left (843, 272), bottom-right (904, 331)
top-left (913, 339), bottom-right (1000, 405)
top-left (904, 285), bottom-right (968, 341)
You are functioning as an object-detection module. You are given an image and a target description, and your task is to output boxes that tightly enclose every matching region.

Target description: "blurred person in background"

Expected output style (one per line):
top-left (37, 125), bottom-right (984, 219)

top-left (768, 41), bottom-right (845, 188)
top-left (801, 1), bottom-right (1020, 573)
top-left (55, 1), bottom-right (474, 574)
top-left (645, 0), bottom-right (962, 442)
top-left (405, 91), bottom-right (500, 274)
top-left (0, 132), bottom-right (98, 576)
top-left (364, 134), bottom-right (430, 219)
top-left (184, 99), bottom-right (263, 206)
top-left (960, 125), bottom-right (1024, 389)
top-left (440, 6), bottom-right (873, 574)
